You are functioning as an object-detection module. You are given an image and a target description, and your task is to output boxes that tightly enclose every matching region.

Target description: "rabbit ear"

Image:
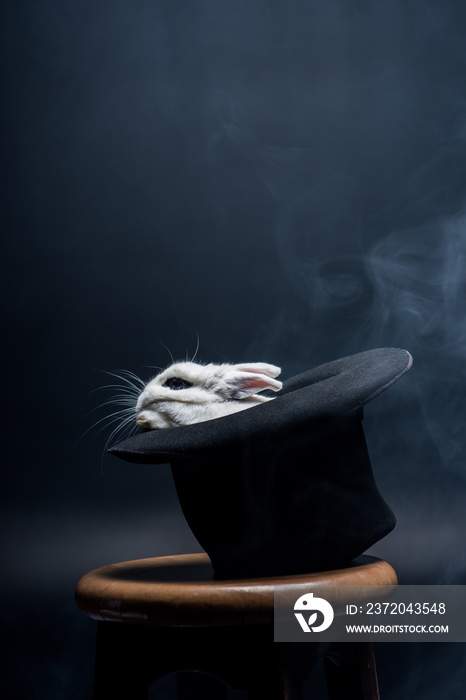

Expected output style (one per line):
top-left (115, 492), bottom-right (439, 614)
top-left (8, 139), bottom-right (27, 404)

top-left (234, 363), bottom-right (282, 379)
top-left (224, 364), bottom-right (282, 399)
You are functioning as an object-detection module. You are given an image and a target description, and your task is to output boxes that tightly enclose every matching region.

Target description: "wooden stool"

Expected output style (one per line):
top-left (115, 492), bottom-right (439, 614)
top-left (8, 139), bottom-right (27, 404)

top-left (75, 553), bottom-right (397, 699)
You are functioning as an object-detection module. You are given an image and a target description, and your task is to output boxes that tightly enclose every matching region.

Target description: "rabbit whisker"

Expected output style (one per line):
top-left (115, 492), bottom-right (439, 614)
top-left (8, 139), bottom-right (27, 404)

top-left (100, 370), bottom-right (145, 393)
top-left (100, 417), bottom-right (139, 475)
top-left (88, 398), bottom-right (136, 415)
top-left (83, 407), bottom-right (136, 437)
top-left (115, 369), bottom-right (146, 386)
top-left (157, 341), bottom-right (175, 366)
top-left (190, 334), bottom-right (200, 363)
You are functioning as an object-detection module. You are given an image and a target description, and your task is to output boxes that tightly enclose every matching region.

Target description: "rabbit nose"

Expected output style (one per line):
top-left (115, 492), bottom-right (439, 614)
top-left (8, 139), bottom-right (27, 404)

top-left (136, 415), bottom-right (151, 429)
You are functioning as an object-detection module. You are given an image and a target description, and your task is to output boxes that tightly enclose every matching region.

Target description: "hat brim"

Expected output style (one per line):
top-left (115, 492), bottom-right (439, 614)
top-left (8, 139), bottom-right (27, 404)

top-left (109, 347), bottom-right (412, 465)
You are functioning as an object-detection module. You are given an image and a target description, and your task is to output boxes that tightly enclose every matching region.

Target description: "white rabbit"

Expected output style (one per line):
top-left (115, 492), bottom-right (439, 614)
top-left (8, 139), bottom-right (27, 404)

top-left (135, 361), bottom-right (283, 430)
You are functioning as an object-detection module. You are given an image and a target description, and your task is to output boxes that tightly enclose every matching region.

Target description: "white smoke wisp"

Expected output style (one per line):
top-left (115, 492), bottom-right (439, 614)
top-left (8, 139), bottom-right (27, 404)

top-left (366, 213), bottom-right (466, 352)
top-left (363, 212), bottom-right (466, 472)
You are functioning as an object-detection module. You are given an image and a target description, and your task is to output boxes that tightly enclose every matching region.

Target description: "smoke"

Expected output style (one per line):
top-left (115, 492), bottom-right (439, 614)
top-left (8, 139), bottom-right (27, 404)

top-left (366, 215), bottom-right (466, 352)
top-left (363, 215), bottom-right (466, 474)
top-left (214, 101), bottom-right (466, 590)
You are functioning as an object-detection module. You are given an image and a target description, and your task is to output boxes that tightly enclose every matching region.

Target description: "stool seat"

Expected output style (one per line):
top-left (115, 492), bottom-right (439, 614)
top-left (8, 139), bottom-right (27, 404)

top-left (76, 552), bottom-right (396, 627)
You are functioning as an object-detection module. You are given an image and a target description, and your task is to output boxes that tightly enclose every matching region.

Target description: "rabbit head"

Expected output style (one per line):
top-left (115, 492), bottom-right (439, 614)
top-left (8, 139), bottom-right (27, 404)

top-left (135, 361), bottom-right (282, 430)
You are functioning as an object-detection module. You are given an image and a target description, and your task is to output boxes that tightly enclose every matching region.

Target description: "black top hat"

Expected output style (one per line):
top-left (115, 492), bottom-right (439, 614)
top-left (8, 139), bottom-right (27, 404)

top-left (110, 348), bottom-right (412, 578)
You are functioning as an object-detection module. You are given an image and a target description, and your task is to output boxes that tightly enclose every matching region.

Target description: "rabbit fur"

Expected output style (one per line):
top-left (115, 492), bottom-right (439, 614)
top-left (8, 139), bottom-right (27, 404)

top-left (135, 361), bottom-right (282, 430)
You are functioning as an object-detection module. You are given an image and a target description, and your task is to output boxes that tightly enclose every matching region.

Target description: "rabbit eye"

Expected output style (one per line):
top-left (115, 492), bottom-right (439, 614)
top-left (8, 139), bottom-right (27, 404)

top-left (163, 377), bottom-right (193, 391)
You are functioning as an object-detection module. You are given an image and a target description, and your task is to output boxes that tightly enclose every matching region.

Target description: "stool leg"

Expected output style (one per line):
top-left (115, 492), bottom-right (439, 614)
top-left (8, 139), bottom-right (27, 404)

top-left (93, 622), bottom-right (149, 700)
top-left (247, 643), bottom-right (304, 700)
top-left (176, 671), bottom-right (228, 699)
top-left (357, 642), bottom-right (380, 700)
top-left (324, 642), bottom-right (379, 700)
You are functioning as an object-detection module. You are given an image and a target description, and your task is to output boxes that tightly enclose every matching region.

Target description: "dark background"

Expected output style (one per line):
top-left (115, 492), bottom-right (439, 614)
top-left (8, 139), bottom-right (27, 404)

top-left (2, 0), bottom-right (466, 697)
